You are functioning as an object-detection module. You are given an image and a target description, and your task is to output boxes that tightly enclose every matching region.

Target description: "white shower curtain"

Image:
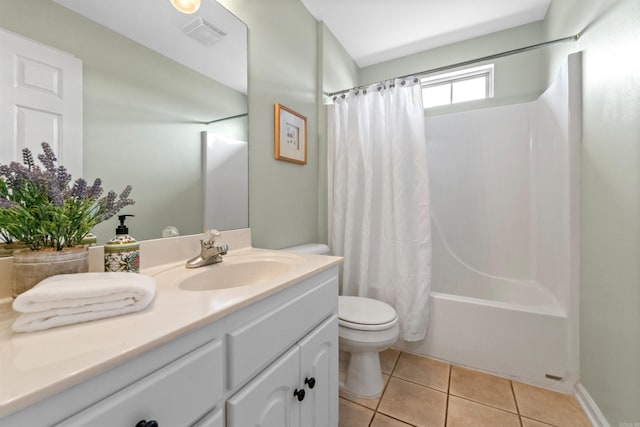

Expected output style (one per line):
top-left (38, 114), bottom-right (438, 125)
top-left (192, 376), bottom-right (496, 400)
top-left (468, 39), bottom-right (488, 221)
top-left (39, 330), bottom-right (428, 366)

top-left (328, 79), bottom-right (432, 341)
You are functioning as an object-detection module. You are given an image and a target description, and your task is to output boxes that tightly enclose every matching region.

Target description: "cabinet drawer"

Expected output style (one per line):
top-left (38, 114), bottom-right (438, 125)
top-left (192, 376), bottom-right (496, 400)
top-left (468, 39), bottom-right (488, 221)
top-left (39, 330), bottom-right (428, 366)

top-left (227, 275), bottom-right (337, 389)
top-left (57, 340), bottom-right (223, 427)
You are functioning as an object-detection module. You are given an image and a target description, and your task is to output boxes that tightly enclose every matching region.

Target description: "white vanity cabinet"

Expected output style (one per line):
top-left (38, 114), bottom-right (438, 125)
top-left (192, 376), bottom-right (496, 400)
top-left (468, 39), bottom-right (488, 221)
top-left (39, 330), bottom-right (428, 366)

top-left (0, 264), bottom-right (339, 427)
top-left (227, 315), bottom-right (338, 427)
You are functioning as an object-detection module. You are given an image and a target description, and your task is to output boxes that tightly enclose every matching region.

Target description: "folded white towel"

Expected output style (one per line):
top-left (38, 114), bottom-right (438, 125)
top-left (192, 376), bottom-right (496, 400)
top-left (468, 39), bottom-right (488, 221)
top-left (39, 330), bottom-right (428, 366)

top-left (12, 272), bottom-right (156, 333)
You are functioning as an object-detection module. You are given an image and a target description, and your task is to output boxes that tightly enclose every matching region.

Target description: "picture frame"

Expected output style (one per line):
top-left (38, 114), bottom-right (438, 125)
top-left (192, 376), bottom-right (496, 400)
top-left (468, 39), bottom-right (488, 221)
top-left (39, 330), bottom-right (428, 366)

top-left (274, 103), bottom-right (307, 165)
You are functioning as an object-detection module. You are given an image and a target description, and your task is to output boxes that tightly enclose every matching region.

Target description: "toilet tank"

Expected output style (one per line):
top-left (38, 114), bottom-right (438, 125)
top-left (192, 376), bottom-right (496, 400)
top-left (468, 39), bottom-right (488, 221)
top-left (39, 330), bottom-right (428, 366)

top-left (281, 243), bottom-right (329, 255)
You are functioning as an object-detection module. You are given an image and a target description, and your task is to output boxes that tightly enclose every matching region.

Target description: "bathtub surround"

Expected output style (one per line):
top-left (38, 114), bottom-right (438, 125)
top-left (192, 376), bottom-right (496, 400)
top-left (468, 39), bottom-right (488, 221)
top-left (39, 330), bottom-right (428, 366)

top-left (328, 79), bottom-right (432, 341)
top-left (393, 54), bottom-right (581, 393)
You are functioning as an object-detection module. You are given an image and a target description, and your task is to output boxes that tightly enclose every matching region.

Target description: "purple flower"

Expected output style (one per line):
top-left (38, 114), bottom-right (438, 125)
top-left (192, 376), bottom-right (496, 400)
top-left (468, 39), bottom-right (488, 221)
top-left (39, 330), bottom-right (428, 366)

top-left (99, 186), bottom-right (135, 221)
top-left (37, 142), bottom-right (57, 172)
top-left (87, 178), bottom-right (103, 200)
top-left (0, 141), bottom-right (135, 250)
top-left (55, 166), bottom-right (72, 191)
top-left (48, 185), bottom-right (64, 207)
top-left (22, 149), bottom-right (35, 169)
top-left (71, 178), bottom-right (88, 199)
top-left (119, 185), bottom-right (132, 200)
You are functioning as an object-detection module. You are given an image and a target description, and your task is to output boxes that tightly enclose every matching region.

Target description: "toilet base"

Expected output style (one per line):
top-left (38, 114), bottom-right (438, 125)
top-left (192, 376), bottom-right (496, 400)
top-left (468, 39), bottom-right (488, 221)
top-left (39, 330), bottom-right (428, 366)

top-left (342, 351), bottom-right (385, 398)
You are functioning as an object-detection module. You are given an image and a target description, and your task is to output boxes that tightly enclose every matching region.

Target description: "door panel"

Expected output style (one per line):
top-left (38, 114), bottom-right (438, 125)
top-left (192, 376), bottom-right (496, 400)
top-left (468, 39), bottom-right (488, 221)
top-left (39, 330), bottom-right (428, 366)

top-left (227, 346), bottom-right (301, 427)
top-left (0, 28), bottom-right (82, 176)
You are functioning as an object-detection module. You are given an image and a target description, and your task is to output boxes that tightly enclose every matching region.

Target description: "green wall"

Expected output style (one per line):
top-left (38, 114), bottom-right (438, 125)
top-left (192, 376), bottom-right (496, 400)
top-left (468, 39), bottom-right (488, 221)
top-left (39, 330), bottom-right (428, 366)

top-left (218, 0), bottom-right (321, 249)
top-left (544, 0), bottom-right (640, 424)
top-left (322, 24), bottom-right (360, 96)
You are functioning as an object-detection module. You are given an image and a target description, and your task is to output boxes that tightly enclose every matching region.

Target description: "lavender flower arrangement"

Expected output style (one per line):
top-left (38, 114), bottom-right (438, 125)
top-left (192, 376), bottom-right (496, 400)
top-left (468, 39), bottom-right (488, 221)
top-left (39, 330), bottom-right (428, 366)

top-left (0, 142), bottom-right (134, 251)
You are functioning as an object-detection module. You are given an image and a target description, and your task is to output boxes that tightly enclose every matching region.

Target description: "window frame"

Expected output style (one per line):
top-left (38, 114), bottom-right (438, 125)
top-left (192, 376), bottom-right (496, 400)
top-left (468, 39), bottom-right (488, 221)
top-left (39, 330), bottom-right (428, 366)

top-left (421, 64), bottom-right (494, 108)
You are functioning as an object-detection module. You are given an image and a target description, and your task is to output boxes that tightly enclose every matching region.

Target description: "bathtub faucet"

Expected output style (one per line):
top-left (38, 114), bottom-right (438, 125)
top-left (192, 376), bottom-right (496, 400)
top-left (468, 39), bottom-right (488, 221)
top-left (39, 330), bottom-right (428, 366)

top-left (185, 229), bottom-right (228, 268)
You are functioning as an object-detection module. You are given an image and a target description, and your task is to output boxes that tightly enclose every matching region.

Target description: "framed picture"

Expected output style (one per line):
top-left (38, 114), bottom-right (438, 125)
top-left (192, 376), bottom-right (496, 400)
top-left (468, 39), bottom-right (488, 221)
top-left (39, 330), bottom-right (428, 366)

top-left (274, 103), bottom-right (307, 165)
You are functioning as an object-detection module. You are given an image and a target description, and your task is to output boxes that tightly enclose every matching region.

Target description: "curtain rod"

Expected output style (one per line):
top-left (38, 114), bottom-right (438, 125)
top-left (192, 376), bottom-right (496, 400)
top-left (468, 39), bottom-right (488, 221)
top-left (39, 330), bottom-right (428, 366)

top-left (325, 33), bottom-right (581, 98)
top-left (205, 113), bottom-right (248, 125)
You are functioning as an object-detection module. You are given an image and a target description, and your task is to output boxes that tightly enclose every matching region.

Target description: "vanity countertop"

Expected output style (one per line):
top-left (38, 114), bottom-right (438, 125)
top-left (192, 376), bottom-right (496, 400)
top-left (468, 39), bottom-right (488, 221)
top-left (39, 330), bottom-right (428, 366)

top-left (0, 246), bottom-right (342, 417)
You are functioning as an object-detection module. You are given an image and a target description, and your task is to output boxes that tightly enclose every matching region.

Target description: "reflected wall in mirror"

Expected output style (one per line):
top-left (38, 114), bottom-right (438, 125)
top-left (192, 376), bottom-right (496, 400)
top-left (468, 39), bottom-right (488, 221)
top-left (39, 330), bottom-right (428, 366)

top-left (0, 0), bottom-right (248, 247)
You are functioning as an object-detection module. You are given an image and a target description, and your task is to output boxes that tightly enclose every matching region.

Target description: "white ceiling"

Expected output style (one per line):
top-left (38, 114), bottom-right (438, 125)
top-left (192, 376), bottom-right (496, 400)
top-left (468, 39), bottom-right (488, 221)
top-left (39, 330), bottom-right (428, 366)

top-left (301, 0), bottom-right (551, 68)
top-left (50, 0), bottom-right (551, 91)
top-left (53, 0), bottom-right (247, 94)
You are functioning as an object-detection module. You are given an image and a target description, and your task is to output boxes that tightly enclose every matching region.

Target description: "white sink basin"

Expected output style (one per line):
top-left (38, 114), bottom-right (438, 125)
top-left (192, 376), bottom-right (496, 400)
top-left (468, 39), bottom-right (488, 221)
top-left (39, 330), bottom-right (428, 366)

top-left (176, 254), bottom-right (300, 291)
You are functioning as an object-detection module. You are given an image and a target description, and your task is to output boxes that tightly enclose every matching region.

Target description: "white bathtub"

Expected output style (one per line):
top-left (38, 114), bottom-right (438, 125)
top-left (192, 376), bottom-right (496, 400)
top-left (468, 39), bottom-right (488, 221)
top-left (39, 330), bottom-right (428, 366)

top-left (396, 278), bottom-right (576, 392)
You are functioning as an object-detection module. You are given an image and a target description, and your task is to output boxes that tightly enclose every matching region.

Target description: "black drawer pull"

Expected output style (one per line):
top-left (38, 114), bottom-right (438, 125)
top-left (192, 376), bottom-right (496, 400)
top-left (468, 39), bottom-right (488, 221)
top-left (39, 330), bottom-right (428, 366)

top-left (135, 420), bottom-right (158, 427)
top-left (293, 388), bottom-right (306, 401)
top-left (304, 377), bottom-right (316, 389)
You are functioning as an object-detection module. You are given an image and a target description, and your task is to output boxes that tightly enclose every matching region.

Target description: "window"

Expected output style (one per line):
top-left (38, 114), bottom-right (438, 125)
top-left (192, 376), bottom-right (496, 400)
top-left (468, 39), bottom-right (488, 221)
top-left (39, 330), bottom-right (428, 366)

top-left (421, 64), bottom-right (494, 108)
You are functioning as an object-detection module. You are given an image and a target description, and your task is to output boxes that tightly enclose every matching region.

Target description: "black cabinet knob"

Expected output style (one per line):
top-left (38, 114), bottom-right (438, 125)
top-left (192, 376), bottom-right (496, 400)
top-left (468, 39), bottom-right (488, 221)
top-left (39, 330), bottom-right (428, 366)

top-left (293, 388), bottom-right (306, 401)
top-left (135, 420), bottom-right (158, 427)
top-left (304, 377), bottom-right (316, 389)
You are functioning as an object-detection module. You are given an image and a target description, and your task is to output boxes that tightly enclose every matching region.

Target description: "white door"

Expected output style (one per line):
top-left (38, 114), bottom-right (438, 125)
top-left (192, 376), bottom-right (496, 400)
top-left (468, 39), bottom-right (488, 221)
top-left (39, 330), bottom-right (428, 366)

top-left (227, 346), bottom-right (301, 427)
top-left (0, 28), bottom-right (82, 177)
top-left (299, 315), bottom-right (339, 427)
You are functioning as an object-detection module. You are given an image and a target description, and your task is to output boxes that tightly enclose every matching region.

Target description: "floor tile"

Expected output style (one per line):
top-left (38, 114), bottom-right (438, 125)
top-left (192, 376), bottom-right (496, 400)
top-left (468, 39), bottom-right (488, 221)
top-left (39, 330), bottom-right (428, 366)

top-left (449, 365), bottom-right (517, 413)
top-left (512, 381), bottom-right (592, 427)
top-left (521, 417), bottom-right (556, 427)
top-left (339, 398), bottom-right (374, 427)
top-left (340, 374), bottom-right (390, 410)
top-left (447, 395), bottom-right (520, 427)
top-left (393, 352), bottom-right (450, 392)
top-left (380, 348), bottom-right (401, 374)
top-left (378, 377), bottom-right (447, 427)
top-left (371, 412), bottom-right (414, 427)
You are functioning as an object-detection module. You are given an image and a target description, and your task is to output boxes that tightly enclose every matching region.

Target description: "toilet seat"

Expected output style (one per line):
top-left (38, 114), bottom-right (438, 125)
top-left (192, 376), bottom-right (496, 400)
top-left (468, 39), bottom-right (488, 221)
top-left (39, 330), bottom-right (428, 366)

top-left (339, 296), bottom-right (397, 331)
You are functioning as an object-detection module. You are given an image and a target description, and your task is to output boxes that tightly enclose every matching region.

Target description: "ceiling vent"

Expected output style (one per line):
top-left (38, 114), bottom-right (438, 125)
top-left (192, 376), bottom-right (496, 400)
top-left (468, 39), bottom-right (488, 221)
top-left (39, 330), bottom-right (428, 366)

top-left (183, 17), bottom-right (226, 46)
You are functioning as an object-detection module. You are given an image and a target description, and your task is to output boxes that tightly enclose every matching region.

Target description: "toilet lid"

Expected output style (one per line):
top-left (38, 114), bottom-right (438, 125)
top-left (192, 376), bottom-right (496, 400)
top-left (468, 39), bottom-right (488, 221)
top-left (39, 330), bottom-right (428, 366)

top-left (338, 296), bottom-right (397, 326)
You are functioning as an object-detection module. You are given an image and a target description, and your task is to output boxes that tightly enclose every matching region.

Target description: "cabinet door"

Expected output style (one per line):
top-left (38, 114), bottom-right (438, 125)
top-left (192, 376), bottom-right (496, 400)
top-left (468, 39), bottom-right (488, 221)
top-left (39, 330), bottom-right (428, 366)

top-left (299, 315), bottom-right (339, 427)
top-left (227, 346), bottom-right (301, 427)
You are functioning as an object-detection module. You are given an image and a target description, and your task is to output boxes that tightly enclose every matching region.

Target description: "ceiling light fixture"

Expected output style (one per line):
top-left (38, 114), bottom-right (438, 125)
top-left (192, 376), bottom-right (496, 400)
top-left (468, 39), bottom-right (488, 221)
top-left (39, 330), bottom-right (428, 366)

top-left (170, 0), bottom-right (201, 14)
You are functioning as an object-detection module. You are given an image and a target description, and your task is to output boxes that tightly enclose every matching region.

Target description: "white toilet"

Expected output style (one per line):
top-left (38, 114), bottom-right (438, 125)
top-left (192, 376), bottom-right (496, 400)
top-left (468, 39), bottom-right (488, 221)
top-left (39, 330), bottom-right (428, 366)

top-left (338, 296), bottom-right (399, 397)
top-left (282, 243), bottom-right (400, 398)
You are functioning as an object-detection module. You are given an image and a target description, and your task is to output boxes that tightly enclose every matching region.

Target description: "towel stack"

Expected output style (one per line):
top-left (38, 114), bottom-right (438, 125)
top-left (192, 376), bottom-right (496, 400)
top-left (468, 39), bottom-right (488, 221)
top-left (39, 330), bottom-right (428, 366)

top-left (12, 272), bottom-right (157, 333)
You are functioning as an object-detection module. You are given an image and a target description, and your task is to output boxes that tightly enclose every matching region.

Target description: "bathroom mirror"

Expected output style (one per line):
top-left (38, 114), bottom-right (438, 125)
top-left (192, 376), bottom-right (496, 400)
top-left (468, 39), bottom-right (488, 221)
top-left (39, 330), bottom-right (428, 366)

top-left (0, 0), bottom-right (248, 245)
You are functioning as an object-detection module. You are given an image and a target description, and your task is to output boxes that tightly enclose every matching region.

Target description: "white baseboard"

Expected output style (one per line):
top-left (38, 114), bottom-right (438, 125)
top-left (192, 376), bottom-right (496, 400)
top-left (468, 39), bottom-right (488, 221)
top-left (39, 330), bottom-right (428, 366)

top-left (575, 383), bottom-right (610, 427)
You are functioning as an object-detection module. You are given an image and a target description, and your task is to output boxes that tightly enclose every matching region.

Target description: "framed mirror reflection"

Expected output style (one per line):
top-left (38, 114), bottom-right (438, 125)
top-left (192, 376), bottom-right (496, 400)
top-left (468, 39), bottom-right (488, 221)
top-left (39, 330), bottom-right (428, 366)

top-left (0, 0), bottom-right (248, 249)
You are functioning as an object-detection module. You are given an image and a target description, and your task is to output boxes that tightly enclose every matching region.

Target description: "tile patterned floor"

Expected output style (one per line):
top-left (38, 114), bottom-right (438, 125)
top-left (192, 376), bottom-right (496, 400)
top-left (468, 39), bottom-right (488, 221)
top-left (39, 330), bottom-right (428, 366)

top-left (339, 349), bottom-right (592, 427)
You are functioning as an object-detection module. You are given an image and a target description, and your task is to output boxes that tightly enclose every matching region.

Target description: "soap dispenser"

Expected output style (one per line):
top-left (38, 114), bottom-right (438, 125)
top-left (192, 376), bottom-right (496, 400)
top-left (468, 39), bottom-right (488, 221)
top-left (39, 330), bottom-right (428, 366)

top-left (104, 214), bottom-right (140, 273)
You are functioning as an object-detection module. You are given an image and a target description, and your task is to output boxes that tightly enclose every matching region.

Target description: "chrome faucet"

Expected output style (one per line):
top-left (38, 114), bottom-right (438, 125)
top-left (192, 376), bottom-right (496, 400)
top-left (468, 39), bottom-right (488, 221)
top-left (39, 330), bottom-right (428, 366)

top-left (185, 229), bottom-right (229, 268)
